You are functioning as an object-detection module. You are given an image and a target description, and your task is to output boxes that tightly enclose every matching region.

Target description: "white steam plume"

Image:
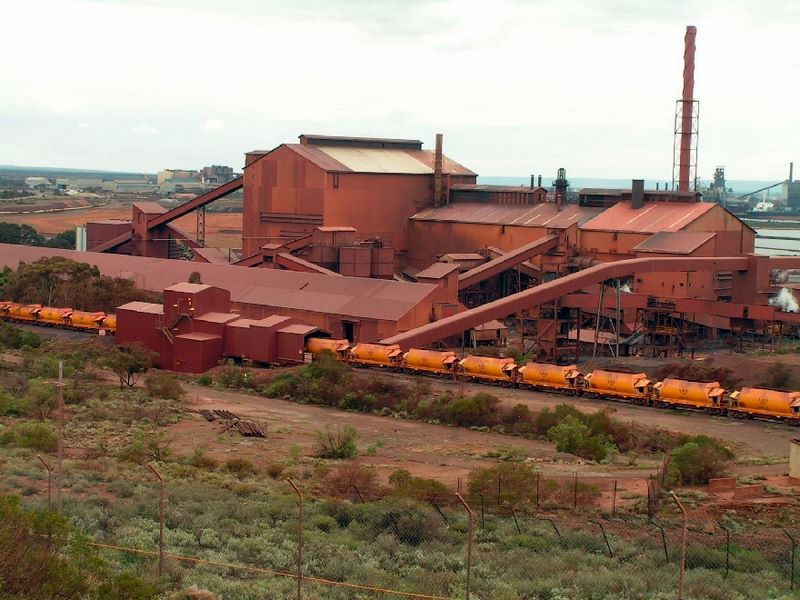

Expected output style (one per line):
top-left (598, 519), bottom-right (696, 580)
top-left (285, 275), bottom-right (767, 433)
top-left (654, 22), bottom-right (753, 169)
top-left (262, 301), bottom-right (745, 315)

top-left (769, 287), bottom-right (799, 313)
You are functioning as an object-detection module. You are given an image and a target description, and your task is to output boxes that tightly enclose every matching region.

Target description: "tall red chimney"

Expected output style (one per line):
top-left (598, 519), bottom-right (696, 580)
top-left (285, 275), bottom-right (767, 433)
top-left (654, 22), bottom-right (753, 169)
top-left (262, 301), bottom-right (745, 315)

top-left (433, 133), bottom-right (444, 207)
top-left (678, 25), bottom-right (697, 192)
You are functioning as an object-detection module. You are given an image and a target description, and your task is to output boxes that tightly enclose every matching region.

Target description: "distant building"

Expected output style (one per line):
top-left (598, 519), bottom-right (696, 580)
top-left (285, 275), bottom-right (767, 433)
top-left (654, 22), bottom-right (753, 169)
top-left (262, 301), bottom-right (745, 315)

top-left (25, 176), bottom-right (52, 189)
top-left (55, 177), bottom-right (104, 191)
top-left (200, 165), bottom-right (235, 185)
top-left (159, 179), bottom-right (206, 194)
top-left (157, 169), bottom-right (199, 185)
top-left (101, 180), bottom-right (157, 193)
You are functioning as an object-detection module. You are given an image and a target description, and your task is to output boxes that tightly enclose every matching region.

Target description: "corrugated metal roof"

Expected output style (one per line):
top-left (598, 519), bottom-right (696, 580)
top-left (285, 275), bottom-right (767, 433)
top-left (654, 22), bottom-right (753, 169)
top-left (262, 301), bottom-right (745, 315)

top-left (117, 301), bottom-right (163, 314)
top-left (316, 146), bottom-right (434, 174)
top-left (132, 202), bottom-right (166, 214)
top-left (415, 262), bottom-right (460, 279)
top-left (580, 201), bottom-right (715, 233)
top-left (0, 245), bottom-right (436, 323)
top-left (411, 202), bottom-right (600, 228)
top-left (450, 184), bottom-right (546, 193)
top-left (194, 312), bottom-right (240, 324)
top-left (166, 283), bottom-right (212, 293)
top-left (176, 332), bottom-right (220, 341)
top-left (284, 144), bottom-right (351, 172)
top-left (634, 231), bottom-right (716, 254)
top-left (279, 324), bottom-right (318, 335)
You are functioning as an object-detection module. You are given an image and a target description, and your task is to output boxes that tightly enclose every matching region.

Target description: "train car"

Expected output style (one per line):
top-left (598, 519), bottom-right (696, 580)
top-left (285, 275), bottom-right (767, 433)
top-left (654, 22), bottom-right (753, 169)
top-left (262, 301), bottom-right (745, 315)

top-left (8, 304), bottom-right (42, 322)
top-left (38, 306), bottom-right (73, 326)
top-left (518, 362), bottom-right (582, 393)
top-left (729, 387), bottom-right (800, 422)
top-left (584, 369), bottom-right (651, 403)
top-left (102, 314), bottom-right (117, 332)
top-left (457, 355), bottom-right (517, 384)
top-left (306, 337), bottom-right (350, 358)
top-left (349, 343), bottom-right (403, 367)
top-left (653, 378), bottom-right (726, 413)
top-left (69, 310), bottom-right (107, 330)
top-left (403, 348), bottom-right (457, 376)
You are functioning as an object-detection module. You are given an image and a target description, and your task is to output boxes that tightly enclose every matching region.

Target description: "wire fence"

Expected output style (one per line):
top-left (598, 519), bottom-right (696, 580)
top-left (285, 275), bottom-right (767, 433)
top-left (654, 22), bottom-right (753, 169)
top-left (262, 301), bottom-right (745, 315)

top-left (9, 454), bottom-right (799, 600)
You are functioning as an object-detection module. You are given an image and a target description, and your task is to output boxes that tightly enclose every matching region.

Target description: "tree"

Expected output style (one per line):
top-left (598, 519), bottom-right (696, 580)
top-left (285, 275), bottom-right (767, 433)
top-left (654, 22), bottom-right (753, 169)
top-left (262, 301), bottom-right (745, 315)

top-left (0, 494), bottom-right (154, 599)
top-left (43, 228), bottom-right (77, 249)
top-left (24, 378), bottom-right (57, 420)
top-left (100, 344), bottom-right (155, 389)
top-left (188, 271), bottom-right (202, 284)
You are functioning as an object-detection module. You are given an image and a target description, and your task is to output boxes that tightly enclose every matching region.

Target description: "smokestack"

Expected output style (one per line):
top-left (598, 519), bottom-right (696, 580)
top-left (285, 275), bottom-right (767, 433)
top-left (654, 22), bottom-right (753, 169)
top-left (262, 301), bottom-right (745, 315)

top-left (537, 175), bottom-right (542, 187)
top-left (791, 162), bottom-right (794, 183)
top-left (632, 179), bottom-right (645, 210)
top-left (656, 182), bottom-right (660, 191)
top-left (553, 167), bottom-right (568, 212)
top-left (530, 174), bottom-right (535, 189)
top-left (434, 133), bottom-right (443, 207)
top-left (678, 25), bottom-right (697, 192)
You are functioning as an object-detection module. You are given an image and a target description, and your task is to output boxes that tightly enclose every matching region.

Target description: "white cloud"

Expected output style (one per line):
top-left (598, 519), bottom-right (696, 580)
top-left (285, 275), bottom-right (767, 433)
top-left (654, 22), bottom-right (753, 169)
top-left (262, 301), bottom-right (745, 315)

top-left (132, 124), bottom-right (160, 135)
top-left (201, 118), bottom-right (226, 134)
top-left (76, 122), bottom-right (89, 128)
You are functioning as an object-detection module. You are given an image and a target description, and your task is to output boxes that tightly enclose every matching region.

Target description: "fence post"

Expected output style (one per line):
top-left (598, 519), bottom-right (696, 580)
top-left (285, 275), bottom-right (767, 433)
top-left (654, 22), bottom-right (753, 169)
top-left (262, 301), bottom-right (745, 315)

top-left (784, 529), bottom-right (797, 592)
top-left (573, 472), bottom-right (578, 510)
top-left (147, 463), bottom-right (164, 577)
top-left (37, 455), bottom-right (52, 512)
top-left (456, 493), bottom-right (474, 600)
top-left (671, 492), bottom-right (687, 600)
top-left (651, 520), bottom-right (669, 563)
top-left (591, 519), bottom-right (613, 557)
top-left (56, 360), bottom-right (64, 514)
top-left (501, 505), bottom-right (521, 534)
top-left (612, 480), bottom-right (617, 515)
top-left (288, 479), bottom-right (304, 600)
top-left (717, 521), bottom-right (730, 579)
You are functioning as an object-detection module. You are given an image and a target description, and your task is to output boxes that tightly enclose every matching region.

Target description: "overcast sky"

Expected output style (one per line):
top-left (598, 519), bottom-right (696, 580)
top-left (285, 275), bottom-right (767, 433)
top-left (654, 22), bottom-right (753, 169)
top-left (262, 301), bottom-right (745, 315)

top-left (0, 0), bottom-right (797, 181)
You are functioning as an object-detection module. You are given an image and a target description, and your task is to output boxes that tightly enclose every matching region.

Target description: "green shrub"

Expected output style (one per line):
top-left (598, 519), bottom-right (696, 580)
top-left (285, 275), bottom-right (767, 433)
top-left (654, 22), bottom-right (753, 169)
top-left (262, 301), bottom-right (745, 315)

top-left (446, 392), bottom-right (501, 427)
top-left (24, 378), bottom-right (57, 420)
top-left (388, 469), bottom-right (450, 502)
top-left (764, 362), bottom-right (792, 389)
top-left (547, 414), bottom-right (616, 461)
top-left (314, 426), bottom-right (358, 459)
top-left (223, 458), bottom-right (256, 475)
top-left (144, 372), bottom-right (184, 400)
top-left (0, 389), bottom-right (28, 417)
top-left (0, 323), bottom-right (41, 349)
top-left (667, 435), bottom-right (732, 485)
top-left (197, 373), bottom-right (213, 386)
top-left (0, 421), bottom-right (57, 451)
top-left (467, 462), bottom-right (539, 508)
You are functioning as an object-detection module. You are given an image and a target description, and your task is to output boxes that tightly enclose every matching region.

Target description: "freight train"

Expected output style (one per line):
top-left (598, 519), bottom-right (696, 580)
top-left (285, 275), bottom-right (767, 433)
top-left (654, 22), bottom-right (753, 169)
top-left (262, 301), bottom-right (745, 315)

top-left (306, 338), bottom-right (800, 424)
top-left (0, 301), bottom-right (116, 334)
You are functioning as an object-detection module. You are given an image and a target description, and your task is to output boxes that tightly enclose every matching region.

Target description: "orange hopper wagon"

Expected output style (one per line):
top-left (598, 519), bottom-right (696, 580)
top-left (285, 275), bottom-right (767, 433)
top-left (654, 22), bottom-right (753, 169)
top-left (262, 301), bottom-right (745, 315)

top-left (519, 362), bottom-right (581, 392)
top-left (730, 387), bottom-right (800, 421)
top-left (458, 355), bottom-right (517, 383)
top-left (306, 338), bottom-right (351, 358)
top-left (584, 370), bottom-right (651, 403)
top-left (349, 343), bottom-right (403, 367)
top-left (403, 349), bottom-right (457, 375)
top-left (654, 378), bottom-right (725, 412)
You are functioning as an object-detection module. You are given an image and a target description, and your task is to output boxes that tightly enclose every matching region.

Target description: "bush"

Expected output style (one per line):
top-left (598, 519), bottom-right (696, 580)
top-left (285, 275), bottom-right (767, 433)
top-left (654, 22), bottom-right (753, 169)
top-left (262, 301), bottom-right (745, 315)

top-left (467, 462), bottom-right (539, 508)
top-left (327, 463), bottom-right (382, 499)
top-left (667, 435), bottom-right (733, 485)
top-left (223, 458), bottom-right (256, 475)
top-left (0, 389), bottom-right (28, 417)
top-left (0, 323), bottom-right (41, 349)
top-left (145, 372), bottom-right (184, 400)
top-left (314, 426), bottom-right (358, 459)
top-left (764, 362), bottom-right (792, 389)
top-left (0, 421), bottom-right (57, 451)
top-left (446, 392), bottom-right (501, 427)
top-left (197, 373), bottom-right (212, 386)
top-left (100, 344), bottom-right (155, 389)
top-left (388, 469), bottom-right (450, 502)
top-left (547, 414), bottom-right (616, 461)
top-left (24, 378), bottom-right (57, 420)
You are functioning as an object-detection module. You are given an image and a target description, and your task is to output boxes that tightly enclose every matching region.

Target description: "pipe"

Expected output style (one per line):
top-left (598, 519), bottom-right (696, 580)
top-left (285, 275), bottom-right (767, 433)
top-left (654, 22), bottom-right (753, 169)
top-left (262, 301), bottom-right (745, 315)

top-left (434, 133), bottom-right (444, 208)
top-left (678, 25), bottom-right (697, 192)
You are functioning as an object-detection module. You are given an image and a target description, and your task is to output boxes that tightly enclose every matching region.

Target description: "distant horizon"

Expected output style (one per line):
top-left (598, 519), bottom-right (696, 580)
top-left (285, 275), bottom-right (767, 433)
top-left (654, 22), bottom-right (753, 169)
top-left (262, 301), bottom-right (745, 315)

top-left (0, 163), bottom-right (784, 196)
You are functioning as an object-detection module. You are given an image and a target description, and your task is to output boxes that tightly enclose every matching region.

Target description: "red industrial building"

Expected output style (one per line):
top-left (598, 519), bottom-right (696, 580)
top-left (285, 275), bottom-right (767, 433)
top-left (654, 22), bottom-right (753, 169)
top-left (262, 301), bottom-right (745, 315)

top-left (116, 283), bottom-right (318, 373)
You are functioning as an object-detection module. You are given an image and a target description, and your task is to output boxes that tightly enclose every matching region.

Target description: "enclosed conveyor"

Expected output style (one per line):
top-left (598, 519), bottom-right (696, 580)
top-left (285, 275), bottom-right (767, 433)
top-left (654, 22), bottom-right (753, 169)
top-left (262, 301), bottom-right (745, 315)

top-left (654, 378), bottom-right (725, 412)
top-left (403, 349), bottom-right (457, 375)
top-left (349, 343), bottom-right (403, 367)
top-left (519, 363), bottom-right (581, 392)
top-left (458, 355), bottom-right (517, 383)
top-left (584, 370), bottom-right (651, 403)
top-left (729, 387), bottom-right (800, 421)
top-left (306, 338), bottom-right (351, 358)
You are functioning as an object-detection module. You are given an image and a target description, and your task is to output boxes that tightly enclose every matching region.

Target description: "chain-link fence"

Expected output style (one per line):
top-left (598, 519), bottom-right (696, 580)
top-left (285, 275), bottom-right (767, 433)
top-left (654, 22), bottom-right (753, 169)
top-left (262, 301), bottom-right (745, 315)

top-left (6, 456), bottom-right (800, 599)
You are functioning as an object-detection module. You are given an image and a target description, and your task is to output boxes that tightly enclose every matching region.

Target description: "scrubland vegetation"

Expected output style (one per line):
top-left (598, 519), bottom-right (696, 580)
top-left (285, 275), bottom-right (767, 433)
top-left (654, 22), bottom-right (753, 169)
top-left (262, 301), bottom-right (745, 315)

top-left (0, 328), bottom-right (788, 599)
